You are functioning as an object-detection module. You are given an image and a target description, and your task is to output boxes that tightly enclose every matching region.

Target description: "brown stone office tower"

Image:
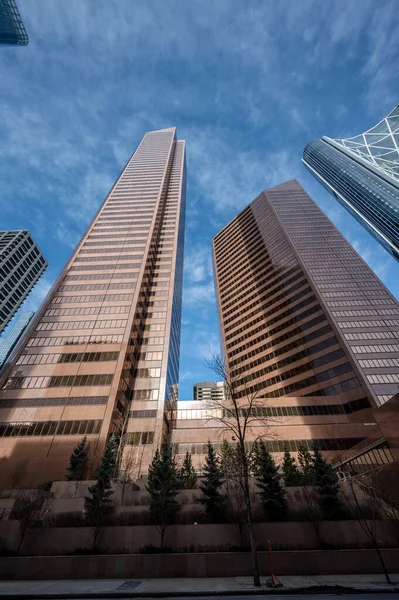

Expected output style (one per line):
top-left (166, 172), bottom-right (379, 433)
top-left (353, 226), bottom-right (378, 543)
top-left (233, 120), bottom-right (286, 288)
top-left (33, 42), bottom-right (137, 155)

top-left (0, 128), bottom-right (186, 488)
top-left (212, 180), bottom-right (399, 462)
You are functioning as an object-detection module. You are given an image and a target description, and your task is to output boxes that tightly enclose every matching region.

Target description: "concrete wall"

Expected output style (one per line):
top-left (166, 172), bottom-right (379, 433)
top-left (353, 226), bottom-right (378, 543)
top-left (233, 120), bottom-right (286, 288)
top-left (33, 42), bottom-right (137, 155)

top-left (0, 549), bottom-right (398, 580)
top-left (2, 520), bottom-right (398, 556)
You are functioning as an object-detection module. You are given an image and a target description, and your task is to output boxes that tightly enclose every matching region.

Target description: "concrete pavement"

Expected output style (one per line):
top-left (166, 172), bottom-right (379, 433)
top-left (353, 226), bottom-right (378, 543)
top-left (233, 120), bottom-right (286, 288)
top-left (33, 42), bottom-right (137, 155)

top-left (0, 575), bottom-right (398, 598)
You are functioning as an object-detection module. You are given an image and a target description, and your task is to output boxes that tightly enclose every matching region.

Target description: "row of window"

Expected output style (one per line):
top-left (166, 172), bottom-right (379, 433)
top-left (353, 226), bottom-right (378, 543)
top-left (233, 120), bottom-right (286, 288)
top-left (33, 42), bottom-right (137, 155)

top-left (144, 323), bottom-right (165, 331)
top-left (0, 396), bottom-right (108, 408)
top-left (141, 337), bottom-right (165, 346)
top-left (366, 373), bottom-right (399, 384)
top-left (359, 358), bottom-right (399, 368)
top-left (45, 306), bottom-right (129, 317)
top-left (87, 236), bottom-right (146, 244)
top-left (138, 351), bottom-right (163, 361)
top-left (352, 344), bottom-right (399, 354)
top-left (222, 397), bottom-right (371, 418)
top-left (3, 373), bottom-right (114, 390)
top-left (58, 283), bottom-right (136, 292)
top-left (221, 253), bottom-right (297, 311)
top-left (69, 263), bottom-right (141, 272)
top-left (27, 334), bottom-right (123, 347)
top-left (132, 389), bottom-right (159, 400)
top-left (333, 309), bottom-right (399, 318)
top-left (16, 351), bottom-right (119, 366)
top-left (236, 348), bottom-right (346, 390)
top-left (237, 364), bottom-right (356, 400)
top-left (135, 368), bottom-right (161, 378)
top-left (231, 331), bottom-right (337, 377)
top-left (129, 410), bottom-right (157, 419)
top-left (0, 419), bottom-right (102, 438)
top-left (229, 315), bottom-right (328, 365)
top-left (79, 246), bottom-right (145, 253)
top-left (36, 319), bottom-right (127, 331)
top-left (227, 296), bottom-right (319, 349)
top-left (75, 255), bottom-right (142, 263)
top-left (223, 272), bottom-right (304, 324)
top-left (344, 331), bottom-right (399, 340)
top-left (173, 437), bottom-right (365, 456)
top-left (64, 273), bottom-right (138, 282)
top-left (125, 431), bottom-right (154, 445)
top-left (225, 284), bottom-right (311, 335)
top-left (338, 320), bottom-right (399, 329)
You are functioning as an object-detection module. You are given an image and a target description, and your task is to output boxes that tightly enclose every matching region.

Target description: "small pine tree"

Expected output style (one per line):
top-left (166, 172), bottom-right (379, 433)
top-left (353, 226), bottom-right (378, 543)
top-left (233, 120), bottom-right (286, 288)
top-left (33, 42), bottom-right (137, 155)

top-left (147, 443), bottom-right (180, 547)
top-left (199, 441), bottom-right (224, 522)
top-left (179, 452), bottom-right (197, 489)
top-left (297, 443), bottom-right (315, 485)
top-left (312, 446), bottom-right (343, 519)
top-left (253, 441), bottom-right (286, 521)
top-left (84, 435), bottom-right (116, 549)
top-left (66, 436), bottom-right (88, 481)
top-left (282, 448), bottom-right (301, 487)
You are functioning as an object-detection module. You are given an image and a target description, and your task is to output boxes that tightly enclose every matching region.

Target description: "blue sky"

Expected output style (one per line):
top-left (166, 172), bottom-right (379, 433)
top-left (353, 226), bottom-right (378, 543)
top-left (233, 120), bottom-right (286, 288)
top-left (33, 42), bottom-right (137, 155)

top-left (1, 0), bottom-right (399, 399)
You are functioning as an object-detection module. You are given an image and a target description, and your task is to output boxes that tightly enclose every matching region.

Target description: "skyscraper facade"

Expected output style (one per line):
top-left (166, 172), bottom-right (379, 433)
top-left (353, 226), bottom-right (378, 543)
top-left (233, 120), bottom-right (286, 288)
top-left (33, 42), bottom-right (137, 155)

top-left (193, 381), bottom-right (225, 402)
top-left (0, 230), bottom-right (47, 334)
top-left (0, 0), bottom-right (29, 46)
top-left (206, 180), bottom-right (399, 467)
top-left (303, 103), bottom-right (399, 261)
top-left (0, 128), bottom-right (186, 488)
top-left (0, 311), bottom-right (34, 368)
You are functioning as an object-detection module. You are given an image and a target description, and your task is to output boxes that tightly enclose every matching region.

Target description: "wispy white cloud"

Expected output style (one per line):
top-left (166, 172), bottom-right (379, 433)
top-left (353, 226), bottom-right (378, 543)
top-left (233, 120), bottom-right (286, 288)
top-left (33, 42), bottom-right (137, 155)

top-left (1, 0), bottom-right (398, 401)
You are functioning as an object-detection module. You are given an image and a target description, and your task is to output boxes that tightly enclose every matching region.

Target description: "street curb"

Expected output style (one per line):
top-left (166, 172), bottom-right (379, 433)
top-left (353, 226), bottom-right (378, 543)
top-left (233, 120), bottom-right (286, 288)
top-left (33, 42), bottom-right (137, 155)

top-left (2, 585), bottom-right (399, 599)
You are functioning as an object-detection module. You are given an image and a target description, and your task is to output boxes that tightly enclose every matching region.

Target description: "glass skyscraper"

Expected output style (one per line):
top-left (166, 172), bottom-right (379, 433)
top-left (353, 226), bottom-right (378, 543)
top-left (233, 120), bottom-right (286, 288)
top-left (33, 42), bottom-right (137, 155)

top-left (0, 0), bottom-right (28, 46)
top-left (0, 128), bottom-right (186, 488)
top-left (0, 311), bottom-right (34, 368)
top-left (0, 230), bottom-right (47, 334)
top-left (174, 179), bottom-right (399, 472)
top-left (303, 103), bottom-right (399, 261)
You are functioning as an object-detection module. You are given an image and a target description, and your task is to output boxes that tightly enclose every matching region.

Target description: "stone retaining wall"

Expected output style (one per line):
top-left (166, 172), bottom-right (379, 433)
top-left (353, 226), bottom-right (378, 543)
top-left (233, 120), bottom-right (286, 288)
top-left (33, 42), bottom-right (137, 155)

top-left (0, 519), bottom-right (398, 556)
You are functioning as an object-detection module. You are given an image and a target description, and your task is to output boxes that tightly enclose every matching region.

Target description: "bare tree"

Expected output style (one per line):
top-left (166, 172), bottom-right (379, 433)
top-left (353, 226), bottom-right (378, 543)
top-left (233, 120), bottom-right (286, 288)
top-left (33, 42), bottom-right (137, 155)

top-left (206, 352), bottom-right (277, 587)
top-left (11, 461), bottom-right (27, 492)
top-left (358, 471), bottom-right (399, 538)
top-left (301, 484), bottom-right (322, 545)
top-left (117, 445), bottom-right (137, 505)
top-left (341, 476), bottom-right (391, 584)
top-left (220, 439), bottom-right (246, 545)
top-left (16, 490), bottom-right (53, 554)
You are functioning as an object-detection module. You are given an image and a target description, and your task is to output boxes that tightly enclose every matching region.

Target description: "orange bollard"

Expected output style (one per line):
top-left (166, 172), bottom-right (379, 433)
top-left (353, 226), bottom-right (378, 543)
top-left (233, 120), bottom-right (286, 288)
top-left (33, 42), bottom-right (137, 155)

top-left (266, 540), bottom-right (282, 588)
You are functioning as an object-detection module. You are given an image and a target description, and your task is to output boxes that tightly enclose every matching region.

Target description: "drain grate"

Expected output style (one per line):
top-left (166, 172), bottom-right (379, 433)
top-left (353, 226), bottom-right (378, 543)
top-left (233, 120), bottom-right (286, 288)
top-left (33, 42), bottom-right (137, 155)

top-left (117, 580), bottom-right (143, 590)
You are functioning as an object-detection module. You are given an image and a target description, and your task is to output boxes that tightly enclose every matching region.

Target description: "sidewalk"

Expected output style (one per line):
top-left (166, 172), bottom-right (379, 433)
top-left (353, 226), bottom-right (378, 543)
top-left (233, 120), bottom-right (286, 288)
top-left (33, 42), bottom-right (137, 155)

top-left (0, 575), bottom-right (398, 598)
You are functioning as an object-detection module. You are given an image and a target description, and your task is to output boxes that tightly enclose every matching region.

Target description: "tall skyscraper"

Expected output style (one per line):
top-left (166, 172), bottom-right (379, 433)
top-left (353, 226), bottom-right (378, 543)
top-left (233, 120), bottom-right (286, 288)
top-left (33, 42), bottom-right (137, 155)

top-left (197, 180), bottom-right (399, 469)
top-left (193, 381), bottom-right (225, 402)
top-left (0, 230), bottom-right (47, 334)
top-left (0, 312), bottom-right (34, 368)
top-left (0, 128), bottom-right (186, 488)
top-left (0, 0), bottom-right (29, 46)
top-left (303, 103), bottom-right (399, 261)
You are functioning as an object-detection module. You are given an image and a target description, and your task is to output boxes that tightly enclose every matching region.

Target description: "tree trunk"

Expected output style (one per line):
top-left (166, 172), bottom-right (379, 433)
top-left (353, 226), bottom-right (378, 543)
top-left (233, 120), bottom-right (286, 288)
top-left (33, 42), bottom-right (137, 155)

top-left (160, 527), bottom-right (165, 549)
top-left (242, 451), bottom-right (260, 586)
top-left (16, 532), bottom-right (25, 554)
top-left (238, 522), bottom-right (244, 547)
top-left (375, 543), bottom-right (391, 584)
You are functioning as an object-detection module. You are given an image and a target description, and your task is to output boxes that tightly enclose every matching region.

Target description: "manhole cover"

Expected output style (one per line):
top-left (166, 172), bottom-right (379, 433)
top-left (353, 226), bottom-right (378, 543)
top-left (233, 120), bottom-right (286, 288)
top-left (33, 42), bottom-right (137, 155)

top-left (117, 581), bottom-right (143, 590)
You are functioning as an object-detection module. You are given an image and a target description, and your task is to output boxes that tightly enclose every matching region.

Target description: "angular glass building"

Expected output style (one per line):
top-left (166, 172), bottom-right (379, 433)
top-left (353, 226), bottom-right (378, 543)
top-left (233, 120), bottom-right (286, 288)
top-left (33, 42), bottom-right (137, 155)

top-left (0, 230), bottom-right (47, 334)
top-left (0, 311), bottom-right (34, 367)
top-left (303, 103), bottom-right (399, 261)
top-left (183, 179), bottom-right (399, 472)
top-left (0, 128), bottom-right (186, 488)
top-left (0, 0), bottom-right (29, 46)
